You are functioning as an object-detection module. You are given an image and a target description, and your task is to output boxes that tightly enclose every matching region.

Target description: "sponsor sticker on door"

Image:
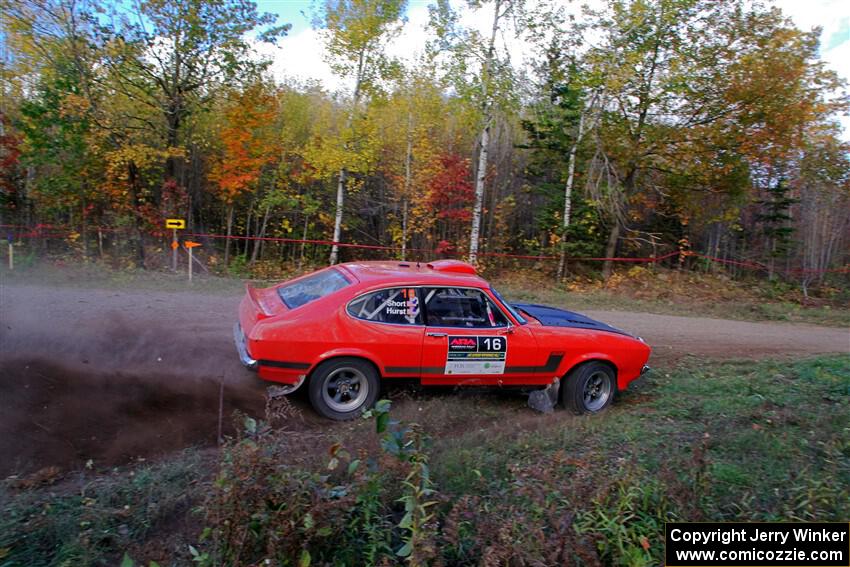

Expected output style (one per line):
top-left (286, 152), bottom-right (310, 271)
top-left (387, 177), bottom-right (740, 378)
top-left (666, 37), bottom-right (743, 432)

top-left (445, 335), bottom-right (507, 374)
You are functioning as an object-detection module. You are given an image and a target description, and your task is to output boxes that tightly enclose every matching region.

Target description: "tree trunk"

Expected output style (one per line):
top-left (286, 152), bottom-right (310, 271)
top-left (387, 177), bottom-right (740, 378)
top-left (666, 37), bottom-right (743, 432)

top-left (81, 197), bottom-right (88, 259)
top-left (329, 49), bottom-right (366, 265)
top-left (224, 205), bottom-right (234, 266)
top-left (299, 214), bottom-right (309, 271)
top-left (469, 124), bottom-right (489, 264)
top-left (468, 0), bottom-right (502, 265)
top-left (251, 205), bottom-right (270, 265)
top-left (602, 221), bottom-right (620, 279)
top-left (243, 197), bottom-right (257, 257)
top-left (401, 111), bottom-right (413, 260)
top-left (329, 170), bottom-right (346, 265)
top-left (401, 197), bottom-right (409, 261)
top-left (127, 162), bottom-right (146, 268)
top-left (556, 110), bottom-right (586, 281)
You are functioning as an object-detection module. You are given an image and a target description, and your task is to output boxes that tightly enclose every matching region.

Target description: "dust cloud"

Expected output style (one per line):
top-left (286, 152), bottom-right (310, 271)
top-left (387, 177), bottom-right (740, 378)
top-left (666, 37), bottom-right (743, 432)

top-left (0, 284), bottom-right (266, 476)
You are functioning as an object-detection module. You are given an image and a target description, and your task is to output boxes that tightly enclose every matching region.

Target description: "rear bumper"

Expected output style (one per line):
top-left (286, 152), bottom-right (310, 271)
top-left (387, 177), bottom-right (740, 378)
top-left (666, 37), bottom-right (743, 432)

top-left (233, 323), bottom-right (258, 370)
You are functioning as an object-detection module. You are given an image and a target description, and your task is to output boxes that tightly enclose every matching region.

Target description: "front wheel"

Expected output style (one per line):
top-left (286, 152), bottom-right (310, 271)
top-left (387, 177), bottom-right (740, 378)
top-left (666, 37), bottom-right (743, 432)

top-left (563, 362), bottom-right (616, 415)
top-left (308, 358), bottom-right (380, 420)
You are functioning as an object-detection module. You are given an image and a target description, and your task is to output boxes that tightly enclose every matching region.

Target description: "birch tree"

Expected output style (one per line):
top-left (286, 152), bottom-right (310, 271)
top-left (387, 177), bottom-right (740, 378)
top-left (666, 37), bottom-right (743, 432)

top-left (317, 0), bottom-right (407, 265)
top-left (430, 0), bottom-right (523, 264)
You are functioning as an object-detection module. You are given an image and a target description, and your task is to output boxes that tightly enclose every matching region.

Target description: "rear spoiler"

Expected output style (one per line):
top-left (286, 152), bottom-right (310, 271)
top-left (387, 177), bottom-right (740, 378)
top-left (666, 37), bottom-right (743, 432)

top-left (246, 282), bottom-right (275, 319)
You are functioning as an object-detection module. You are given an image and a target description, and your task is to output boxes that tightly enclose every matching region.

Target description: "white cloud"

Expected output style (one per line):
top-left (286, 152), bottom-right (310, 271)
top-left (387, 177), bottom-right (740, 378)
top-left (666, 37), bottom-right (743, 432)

top-left (255, 27), bottom-right (338, 89)
top-left (258, 0), bottom-right (850, 137)
top-left (773, 0), bottom-right (850, 135)
top-left (770, 0), bottom-right (850, 84)
top-left (256, 2), bottom-right (434, 94)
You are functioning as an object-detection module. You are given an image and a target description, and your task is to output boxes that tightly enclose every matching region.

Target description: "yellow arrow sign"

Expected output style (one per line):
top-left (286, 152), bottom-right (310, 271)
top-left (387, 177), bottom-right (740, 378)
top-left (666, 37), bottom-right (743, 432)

top-left (165, 219), bottom-right (186, 229)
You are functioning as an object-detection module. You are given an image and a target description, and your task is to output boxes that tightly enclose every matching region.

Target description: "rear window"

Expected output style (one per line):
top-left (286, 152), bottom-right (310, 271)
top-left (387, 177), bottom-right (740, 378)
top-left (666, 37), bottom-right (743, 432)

top-left (277, 269), bottom-right (350, 309)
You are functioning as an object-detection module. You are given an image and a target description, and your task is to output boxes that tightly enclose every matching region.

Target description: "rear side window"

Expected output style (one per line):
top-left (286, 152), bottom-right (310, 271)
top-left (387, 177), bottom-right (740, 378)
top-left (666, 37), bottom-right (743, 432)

top-left (423, 287), bottom-right (509, 328)
top-left (347, 287), bottom-right (423, 325)
top-left (277, 269), bottom-right (350, 309)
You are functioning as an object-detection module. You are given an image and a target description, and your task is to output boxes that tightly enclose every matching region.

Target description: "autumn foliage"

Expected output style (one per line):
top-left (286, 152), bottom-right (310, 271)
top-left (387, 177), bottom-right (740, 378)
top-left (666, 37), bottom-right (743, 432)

top-left (0, 0), bottom-right (847, 287)
top-left (209, 86), bottom-right (280, 205)
top-left (426, 154), bottom-right (474, 222)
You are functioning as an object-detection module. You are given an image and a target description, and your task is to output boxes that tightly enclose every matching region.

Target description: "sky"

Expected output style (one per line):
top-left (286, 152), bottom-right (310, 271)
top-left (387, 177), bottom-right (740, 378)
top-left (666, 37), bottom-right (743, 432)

top-left (254, 0), bottom-right (850, 135)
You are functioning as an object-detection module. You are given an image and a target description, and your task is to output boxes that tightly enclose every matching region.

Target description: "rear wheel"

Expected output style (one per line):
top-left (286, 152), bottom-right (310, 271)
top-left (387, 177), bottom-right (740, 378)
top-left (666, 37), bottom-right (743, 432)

top-left (308, 358), bottom-right (380, 420)
top-left (563, 362), bottom-right (616, 415)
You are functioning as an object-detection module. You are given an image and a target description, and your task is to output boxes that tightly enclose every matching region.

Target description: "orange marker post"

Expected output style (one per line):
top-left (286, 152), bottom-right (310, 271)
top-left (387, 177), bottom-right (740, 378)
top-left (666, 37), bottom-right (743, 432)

top-left (184, 240), bottom-right (201, 282)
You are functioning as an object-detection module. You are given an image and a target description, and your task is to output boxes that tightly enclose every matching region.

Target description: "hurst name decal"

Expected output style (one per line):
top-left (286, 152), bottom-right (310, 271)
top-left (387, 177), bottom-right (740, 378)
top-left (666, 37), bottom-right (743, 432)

top-left (445, 335), bottom-right (507, 375)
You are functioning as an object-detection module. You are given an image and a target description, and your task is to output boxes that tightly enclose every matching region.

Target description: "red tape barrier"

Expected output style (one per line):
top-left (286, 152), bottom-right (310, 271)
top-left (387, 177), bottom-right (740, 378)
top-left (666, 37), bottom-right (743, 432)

top-left (2, 224), bottom-right (847, 275)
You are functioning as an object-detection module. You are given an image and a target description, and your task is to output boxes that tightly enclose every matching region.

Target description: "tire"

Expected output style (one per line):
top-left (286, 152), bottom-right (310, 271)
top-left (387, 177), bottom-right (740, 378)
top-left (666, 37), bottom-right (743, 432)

top-left (562, 362), bottom-right (616, 415)
top-left (308, 358), bottom-right (380, 420)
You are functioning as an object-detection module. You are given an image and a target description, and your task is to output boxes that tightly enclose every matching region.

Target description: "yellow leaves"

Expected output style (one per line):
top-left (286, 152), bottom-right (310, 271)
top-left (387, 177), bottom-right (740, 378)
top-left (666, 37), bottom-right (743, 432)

top-left (103, 145), bottom-right (183, 182)
top-left (301, 135), bottom-right (349, 179)
top-left (59, 93), bottom-right (90, 119)
top-left (388, 222), bottom-right (403, 246)
top-left (300, 114), bottom-right (379, 181)
top-left (318, 209), bottom-right (334, 224)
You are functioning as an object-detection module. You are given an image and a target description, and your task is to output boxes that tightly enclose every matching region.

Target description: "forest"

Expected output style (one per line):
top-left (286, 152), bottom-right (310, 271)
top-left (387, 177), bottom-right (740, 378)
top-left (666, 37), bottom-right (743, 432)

top-left (1, 0), bottom-right (848, 289)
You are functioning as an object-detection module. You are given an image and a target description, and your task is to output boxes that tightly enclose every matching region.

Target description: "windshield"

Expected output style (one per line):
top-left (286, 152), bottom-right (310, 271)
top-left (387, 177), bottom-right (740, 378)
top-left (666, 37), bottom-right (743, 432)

top-left (489, 287), bottom-right (527, 325)
top-left (277, 268), bottom-right (351, 309)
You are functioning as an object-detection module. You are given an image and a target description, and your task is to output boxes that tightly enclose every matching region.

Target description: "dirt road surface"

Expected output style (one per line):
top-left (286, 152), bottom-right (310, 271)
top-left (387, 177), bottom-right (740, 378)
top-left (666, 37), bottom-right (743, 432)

top-left (1, 283), bottom-right (847, 477)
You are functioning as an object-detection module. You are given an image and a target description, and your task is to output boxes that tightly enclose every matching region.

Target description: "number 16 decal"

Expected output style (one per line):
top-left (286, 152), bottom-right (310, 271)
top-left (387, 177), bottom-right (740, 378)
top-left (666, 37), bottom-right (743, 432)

top-left (481, 337), bottom-right (505, 352)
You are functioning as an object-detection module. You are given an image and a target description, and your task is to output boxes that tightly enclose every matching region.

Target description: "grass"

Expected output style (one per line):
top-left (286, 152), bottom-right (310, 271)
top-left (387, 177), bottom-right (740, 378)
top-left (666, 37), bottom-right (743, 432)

top-left (0, 450), bottom-right (209, 567)
top-left (2, 355), bottom-right (848, 565)
top-left (493, 267), bottom-right (850, 327)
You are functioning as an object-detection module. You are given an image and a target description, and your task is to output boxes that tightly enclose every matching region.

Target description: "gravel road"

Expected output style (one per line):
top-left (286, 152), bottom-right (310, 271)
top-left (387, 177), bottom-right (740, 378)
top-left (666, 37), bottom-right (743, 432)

top-left (1, 283), bottom-right (847, 476)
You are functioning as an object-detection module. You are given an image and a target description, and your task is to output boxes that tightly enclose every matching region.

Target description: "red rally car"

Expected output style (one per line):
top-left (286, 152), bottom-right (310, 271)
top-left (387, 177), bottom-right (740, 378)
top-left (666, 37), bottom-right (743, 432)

top-left (234, 260), bottom-right (651, 420)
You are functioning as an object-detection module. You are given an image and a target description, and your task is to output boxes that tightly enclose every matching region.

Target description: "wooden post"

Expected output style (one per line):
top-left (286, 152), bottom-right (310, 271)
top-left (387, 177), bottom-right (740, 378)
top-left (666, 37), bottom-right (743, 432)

top-left (171, 228), bottom-right (178, 271)
top-left (184, 241), bottom-right (201, 283)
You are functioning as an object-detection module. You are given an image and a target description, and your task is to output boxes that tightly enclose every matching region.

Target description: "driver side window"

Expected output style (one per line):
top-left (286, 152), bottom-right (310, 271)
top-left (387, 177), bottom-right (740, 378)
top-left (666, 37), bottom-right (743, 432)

top-left (424, 288), bottom-right (508, 328)
top-left (347, 287), bottom-right (423, 325)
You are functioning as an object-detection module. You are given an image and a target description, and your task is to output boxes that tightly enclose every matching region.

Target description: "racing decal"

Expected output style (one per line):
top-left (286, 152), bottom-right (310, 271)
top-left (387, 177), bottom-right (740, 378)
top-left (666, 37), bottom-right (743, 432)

top-left (380, 288), bottom-right (419, 324)
top-left (445, 335), bottom-right (507, 375)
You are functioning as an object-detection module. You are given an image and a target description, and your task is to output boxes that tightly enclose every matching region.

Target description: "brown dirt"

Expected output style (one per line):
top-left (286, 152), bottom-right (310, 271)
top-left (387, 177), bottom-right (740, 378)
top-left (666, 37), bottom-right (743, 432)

top-left (0, 282), bottom-right (847, 477)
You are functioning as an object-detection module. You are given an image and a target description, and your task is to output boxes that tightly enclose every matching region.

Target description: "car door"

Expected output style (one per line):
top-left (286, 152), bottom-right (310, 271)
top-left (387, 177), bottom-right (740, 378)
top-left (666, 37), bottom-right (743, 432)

top-left (420, 287), bottom-right (539, 386)
top-left (345, 287), bottom-right (425, 377)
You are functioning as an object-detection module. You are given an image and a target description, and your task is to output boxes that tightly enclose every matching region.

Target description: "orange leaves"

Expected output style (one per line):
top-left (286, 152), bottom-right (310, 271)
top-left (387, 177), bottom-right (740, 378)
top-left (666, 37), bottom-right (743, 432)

top-left (209, 84), bottom-right (280, 204)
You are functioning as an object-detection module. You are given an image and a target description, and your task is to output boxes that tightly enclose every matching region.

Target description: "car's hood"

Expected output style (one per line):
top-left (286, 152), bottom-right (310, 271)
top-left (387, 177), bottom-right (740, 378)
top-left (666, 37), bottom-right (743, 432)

top-left (512, 303), bottom-right (633, 337)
